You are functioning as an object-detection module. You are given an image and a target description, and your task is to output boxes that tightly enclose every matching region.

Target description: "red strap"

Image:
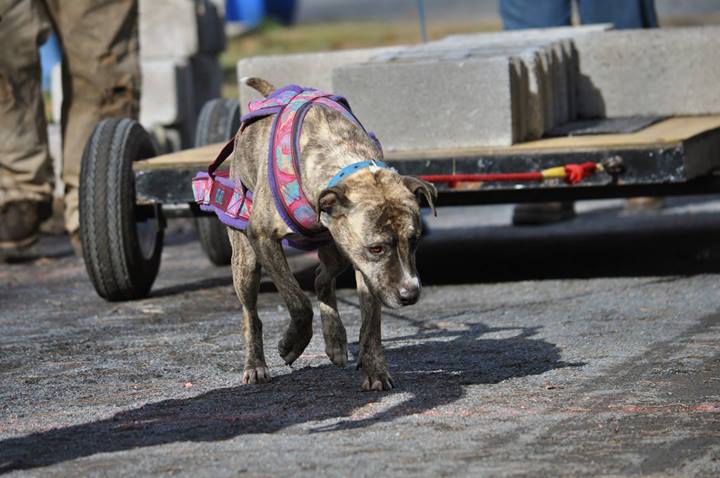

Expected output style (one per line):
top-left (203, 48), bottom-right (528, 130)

top-left (564, 162), bottom-right (597, 185)
top-left (420, 162), bottom-right (600, 187)
top-left (207, 138), bottom-right (236, 178)
top-left (420, 173), bottom-right (544, 184)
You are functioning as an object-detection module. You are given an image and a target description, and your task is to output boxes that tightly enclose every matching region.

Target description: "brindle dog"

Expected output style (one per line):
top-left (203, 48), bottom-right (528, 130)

top-left (229, 78), bottom-right (437, 391)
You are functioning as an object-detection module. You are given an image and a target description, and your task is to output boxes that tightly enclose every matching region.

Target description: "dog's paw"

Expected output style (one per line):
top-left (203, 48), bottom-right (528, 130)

top-left (326, 342), bottom-right (348, 367)
top-left (242, 366), bottom-right (271, 384)
top-left (321, 317), bottom-right (348, 367)
top-left (361, 369), bottom-right (394, 391)
top-left (278, 325), bottom-right (313, 366)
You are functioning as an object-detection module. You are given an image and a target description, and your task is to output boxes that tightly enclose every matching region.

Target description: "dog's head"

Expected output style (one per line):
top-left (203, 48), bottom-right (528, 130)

top-left (318, 169), bottom-right (437, 308)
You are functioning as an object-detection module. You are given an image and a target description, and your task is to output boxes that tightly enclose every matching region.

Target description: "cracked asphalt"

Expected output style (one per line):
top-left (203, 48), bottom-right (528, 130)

top-left (1, 199), bottom-right (719, 477)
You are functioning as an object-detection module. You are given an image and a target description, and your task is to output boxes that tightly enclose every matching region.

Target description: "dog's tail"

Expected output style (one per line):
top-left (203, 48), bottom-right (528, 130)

top-left (240, 77), bottom-right (276, 97)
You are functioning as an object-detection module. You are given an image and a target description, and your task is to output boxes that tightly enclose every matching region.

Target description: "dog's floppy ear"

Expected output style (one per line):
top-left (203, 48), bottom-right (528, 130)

top-left (402, 176), bottom-right (438, 216)
top-left (317, 184), bottom-right (350, 226)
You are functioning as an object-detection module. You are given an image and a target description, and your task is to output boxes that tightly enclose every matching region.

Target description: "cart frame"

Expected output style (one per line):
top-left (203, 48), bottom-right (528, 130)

top-left (80, 109), bottom-right (720, 300)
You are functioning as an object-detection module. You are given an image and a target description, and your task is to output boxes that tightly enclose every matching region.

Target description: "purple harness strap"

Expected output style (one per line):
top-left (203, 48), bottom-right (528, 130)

top-left (267, 89), bottom-right (362, 237)
top-left (192, 85), bottom-right (371, 250)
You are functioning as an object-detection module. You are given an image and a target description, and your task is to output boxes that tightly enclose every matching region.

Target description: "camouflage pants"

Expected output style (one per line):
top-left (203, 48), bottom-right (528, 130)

top-left (0, 0), bottom-right (139, 233)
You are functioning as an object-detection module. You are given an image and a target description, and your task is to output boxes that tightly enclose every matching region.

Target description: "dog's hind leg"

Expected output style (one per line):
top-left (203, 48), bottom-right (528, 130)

top-left (230, 229), bottom-right (270, 384)
top-left (356, 271), bottom-right (394, 391)
top-left (315, 244), bottom-right (350, 367)
top-left (250, 233), bottom-right (314, 366)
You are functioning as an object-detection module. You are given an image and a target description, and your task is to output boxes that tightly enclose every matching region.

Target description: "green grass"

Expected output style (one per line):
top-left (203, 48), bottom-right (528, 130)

top-left (219, 19), bottom-right (500, 98)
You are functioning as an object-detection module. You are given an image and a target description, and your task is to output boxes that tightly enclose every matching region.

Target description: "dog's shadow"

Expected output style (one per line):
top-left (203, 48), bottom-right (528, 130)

top-left (0, 322), bottom-right (581, 473)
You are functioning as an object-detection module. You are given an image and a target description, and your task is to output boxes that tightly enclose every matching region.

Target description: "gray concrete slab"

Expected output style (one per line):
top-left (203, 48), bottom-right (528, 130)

top-left (140, 58), bottom-right (195, 128)
top-left (575, 26), bottom-right (720, 118)
top-left (237, 26), bottom-right (631, 148)
top-left (363, 35), bottom-right (586, 140)
top-left (236, 47), bottom-right (402, 112)
top-left (333, 55), bottom-right (521, 150)
top-left (516, 49), bottom-right (547, 139)
top-left (139, 0), bottom-right (199, 59)
top-left (369, 44), bottom-right (546, 141)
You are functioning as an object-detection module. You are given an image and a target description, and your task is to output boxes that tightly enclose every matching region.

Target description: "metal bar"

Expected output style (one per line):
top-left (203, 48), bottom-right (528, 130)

top-left (421, 172), bottom-right (546, 183)
top-left (435, 177), bottom-right (720, 206)
top-left (135, 145), bottom-right (685, 205)
top-left (416, 0), bottom-right (428, 43)
top-left (137, 176), bottom-right (720, 220)
top-left (134, 129), bottom-right (720, 207)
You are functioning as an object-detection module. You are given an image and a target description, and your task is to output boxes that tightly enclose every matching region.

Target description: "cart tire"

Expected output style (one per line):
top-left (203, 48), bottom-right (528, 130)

top-left (193, 98), bottom-right (240, 266)
top-left (80, 118), bottom-right (163, 301)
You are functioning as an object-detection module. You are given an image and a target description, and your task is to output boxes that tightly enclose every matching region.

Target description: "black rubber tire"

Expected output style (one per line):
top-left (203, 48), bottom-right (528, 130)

top-left (80, 118), bottom-right (163, 301)
top-left (193, 98), bottom-right (240, 266)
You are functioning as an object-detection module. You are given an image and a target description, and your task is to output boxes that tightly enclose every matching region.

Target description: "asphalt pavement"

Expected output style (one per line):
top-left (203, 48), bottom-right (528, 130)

top-left (1, 199), bottom-right (719, 476)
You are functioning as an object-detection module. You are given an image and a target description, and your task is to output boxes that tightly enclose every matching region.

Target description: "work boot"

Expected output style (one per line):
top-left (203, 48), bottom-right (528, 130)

top-left (512, 201), bottom-right (576, 226)
top-left (0, 201), bottom-right (51, 251)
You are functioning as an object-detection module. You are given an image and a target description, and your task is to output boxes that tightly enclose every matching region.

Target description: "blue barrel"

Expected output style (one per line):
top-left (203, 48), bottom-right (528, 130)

top-left (226, 0), bottom-right (265, 28)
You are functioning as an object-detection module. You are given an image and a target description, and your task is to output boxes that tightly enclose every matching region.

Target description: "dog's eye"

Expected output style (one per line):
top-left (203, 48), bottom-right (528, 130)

top-left (368, 245), bottom-right (384, 255)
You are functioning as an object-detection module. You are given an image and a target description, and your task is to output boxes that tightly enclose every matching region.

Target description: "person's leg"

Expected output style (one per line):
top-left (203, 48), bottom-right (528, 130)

top-left (45, 0), bottom-right (140, 245)
top-left (0, 0), bottom-right (54, 249)
top-left (578, 0), bottom-right (658, 29)
top-left (500, 0), bottom-right (572, 30)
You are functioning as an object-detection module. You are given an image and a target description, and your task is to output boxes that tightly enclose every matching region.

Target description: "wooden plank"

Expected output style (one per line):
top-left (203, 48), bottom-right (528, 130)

top-left (386, 116), bottom-right (720, 160)
top-left (135, 142), bottom-right (226, 171)
top-left (134, 115), bottom-right (720, 171)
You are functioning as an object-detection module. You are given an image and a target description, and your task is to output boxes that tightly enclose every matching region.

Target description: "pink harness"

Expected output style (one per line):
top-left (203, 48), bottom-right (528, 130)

top-left (192, 85), bottom-right (384, 249)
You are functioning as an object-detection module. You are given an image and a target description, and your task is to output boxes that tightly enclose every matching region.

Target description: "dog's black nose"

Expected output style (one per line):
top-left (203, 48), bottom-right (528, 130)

top-left (398, 287), bottom-right (419, 305)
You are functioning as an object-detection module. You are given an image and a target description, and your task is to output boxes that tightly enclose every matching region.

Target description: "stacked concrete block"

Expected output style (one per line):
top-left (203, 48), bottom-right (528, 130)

top-left (573, 26), bottom-right (720, 118)
top-left (333, 40), bottom-right (577, 150)
top-left (436, 25), bottom-right (720, 120)
top-left (550, 40), bottom-right (570, 126)
top-left (234, 25), bottom-right (618, 152)
top-left (369, 32), bottom-right (593, 138)
top-left (516, 49), bottom-right (546, 139)
top-left (235, 24), bottom-right (720, 153)
top-left (139, 0), bottom-right (198, 59)
top-left (235, 47), bottom-right (402, 113)
top-left (139, 0), bottom-right (225, 149)
top-left (139, 60), bottom-right (195, 142)
top-left (430, 23), bottom-right (601, 128)
top-left (333, 57), bottom-right (524, 150)
top-left (433, 25), bottom-right (606, 126)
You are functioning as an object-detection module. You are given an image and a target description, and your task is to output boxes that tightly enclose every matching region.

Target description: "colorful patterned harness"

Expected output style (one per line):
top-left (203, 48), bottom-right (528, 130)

top-left (192, 85), bottom-right (388, 250)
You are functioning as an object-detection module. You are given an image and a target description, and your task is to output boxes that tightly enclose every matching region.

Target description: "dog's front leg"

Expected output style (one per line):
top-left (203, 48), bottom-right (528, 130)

top-left (356, 270), bottom-right (394, 391)
top-left (315, 244), bottom-right (350, 367)
top-left (251, 232), bottom-right (314, 366)
top-left (229, 229), bottom-right (270, 384)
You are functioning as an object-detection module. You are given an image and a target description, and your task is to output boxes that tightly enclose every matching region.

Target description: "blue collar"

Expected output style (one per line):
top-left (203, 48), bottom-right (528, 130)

top-left (327, 160), bottom-right (391, 188)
